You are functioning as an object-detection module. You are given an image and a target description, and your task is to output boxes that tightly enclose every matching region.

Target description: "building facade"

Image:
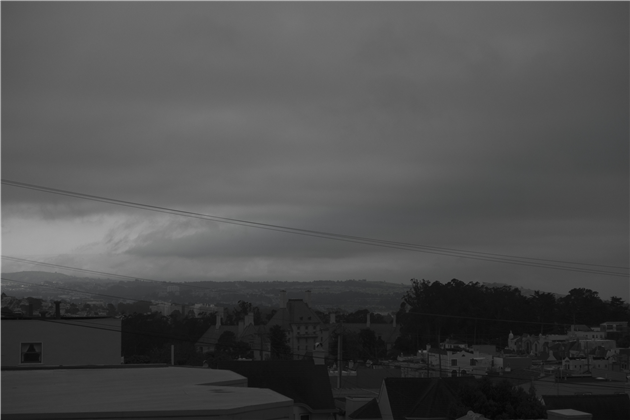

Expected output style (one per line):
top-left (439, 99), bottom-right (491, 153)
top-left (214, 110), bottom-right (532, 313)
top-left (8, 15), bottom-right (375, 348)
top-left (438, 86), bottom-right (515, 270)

top-left (1, 317), bottom-right (121, 367)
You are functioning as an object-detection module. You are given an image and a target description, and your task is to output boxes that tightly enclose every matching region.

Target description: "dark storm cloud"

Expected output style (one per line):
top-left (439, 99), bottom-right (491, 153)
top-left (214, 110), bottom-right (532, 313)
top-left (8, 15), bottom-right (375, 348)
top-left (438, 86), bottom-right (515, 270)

top-left (2, 2), bottom-right (628, 295)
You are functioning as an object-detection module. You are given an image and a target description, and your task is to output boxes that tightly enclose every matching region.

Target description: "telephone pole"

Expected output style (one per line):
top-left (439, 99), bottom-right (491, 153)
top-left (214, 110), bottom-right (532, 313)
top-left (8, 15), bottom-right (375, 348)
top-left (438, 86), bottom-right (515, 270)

top-left (337, 323), bottom-right (343, 388)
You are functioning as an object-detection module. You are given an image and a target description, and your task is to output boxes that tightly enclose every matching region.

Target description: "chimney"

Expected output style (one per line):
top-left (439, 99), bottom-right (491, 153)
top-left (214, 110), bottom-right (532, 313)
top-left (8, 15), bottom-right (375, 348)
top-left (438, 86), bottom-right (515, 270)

top-left (28, 304), bottom-right (34, 317)
top-left (238, 320), bottom-right (244, 336)
top-left (280, 290), bottom-right (287, 309)
top-left (366, 312), bottom-right (370, 328)
top-left (330, 313), bottom-right (336, 324)
top-left (215, 313), bottom-right (222, 330)
top-left (392, 313), bottom-right (396, 328)
top-left (305, 290), bottom-right (311, 306)
top-left (54, 301), bottom-right (61, 319)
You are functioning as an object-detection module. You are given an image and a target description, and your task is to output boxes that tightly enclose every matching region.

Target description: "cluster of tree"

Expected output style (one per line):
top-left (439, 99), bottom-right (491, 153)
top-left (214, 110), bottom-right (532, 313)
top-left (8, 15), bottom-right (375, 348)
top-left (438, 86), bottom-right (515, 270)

top-left (329, 328), bottom-right (388, 362)
top-left (121, 311), bottom-right (218, 365)
top-left (449, 377), bottom-right (547, 420)
top-left (121, 301), bottom-right (286, 365)
top-left (396, 279), bottom-right (630, 353)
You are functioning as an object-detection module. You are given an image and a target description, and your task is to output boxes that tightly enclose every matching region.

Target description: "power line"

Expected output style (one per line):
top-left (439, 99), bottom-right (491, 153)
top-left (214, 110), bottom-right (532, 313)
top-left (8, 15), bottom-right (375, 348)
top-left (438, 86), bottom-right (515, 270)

top-left (3, 179), bottom-right (628, 276)
top-left (4, 315), bottom-right (622, 392)
top-left (2, 276), bottom-right (619, 391)
top-left (2, 255), bottom-right (248, 296)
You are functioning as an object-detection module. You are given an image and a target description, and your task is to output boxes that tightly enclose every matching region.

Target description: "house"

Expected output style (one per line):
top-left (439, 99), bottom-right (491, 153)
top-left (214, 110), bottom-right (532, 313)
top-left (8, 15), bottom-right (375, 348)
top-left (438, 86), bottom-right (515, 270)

top-left (330, 311), bottom-right (400, 353)
top-left (1, 365), bottom-right (293, 419)
top-left (561, 356), bottom-right (611, 373)
top-left (1, 315), bottom-right (121, 367)
top-left (267, 290), bottom-right (330, 358)
top-left (218, 360), bottom-right (337, 420)
top-left (543, 394), bottom-right (630, 420)
top-left (600, 321), bottom-right (628, 340)
top-left (195, 312), bottom-right (269, 360)
top-left (420, 346), bottom-right (496, 377)
top-left (569, 325), bottom-right (606, 340)
top-left (508, 330), bottom-right (616, 360)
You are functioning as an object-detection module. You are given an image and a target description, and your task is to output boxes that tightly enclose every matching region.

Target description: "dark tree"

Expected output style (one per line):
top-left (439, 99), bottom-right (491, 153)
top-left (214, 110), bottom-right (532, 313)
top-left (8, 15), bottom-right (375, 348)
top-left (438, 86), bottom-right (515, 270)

top-left (268, 325), bottom-right (291, 360)
top-left (453, 377), bottom-right (547, 420)
top-left (215, 331), bottom-right (237, 355)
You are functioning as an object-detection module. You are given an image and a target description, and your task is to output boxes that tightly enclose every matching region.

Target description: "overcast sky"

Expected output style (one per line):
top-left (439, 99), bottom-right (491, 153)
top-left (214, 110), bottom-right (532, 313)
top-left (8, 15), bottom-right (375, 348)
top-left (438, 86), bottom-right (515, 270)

top-left (2, 2), bottom-right (628, 299)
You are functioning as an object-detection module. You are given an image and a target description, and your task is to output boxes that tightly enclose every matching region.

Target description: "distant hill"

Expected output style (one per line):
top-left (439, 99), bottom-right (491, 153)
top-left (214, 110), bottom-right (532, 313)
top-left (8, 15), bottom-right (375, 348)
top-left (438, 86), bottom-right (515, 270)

top-left (2, 271), bottom-right (566, 312)
top-left (2, 271), bottom-right (79, 284)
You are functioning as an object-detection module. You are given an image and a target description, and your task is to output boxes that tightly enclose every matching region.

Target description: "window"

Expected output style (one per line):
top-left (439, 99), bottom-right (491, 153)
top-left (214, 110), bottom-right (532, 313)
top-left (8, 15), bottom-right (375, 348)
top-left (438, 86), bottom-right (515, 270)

top-left (21, 343), bottom-right (42, 364)
top-left (451, 359), bottom-right (457, 367)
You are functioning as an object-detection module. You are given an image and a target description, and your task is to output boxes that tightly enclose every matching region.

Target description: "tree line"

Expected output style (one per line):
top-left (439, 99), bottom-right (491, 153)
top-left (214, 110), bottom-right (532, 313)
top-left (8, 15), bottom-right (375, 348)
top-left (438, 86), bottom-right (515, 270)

top-left (395, 278), bottom-right (630, 353)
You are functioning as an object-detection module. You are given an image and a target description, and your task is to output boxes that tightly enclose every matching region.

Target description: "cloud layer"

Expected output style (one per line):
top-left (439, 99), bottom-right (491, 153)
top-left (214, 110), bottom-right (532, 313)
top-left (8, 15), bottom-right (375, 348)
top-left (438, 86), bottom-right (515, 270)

top-left (2, 2), bottom-right (628, 298)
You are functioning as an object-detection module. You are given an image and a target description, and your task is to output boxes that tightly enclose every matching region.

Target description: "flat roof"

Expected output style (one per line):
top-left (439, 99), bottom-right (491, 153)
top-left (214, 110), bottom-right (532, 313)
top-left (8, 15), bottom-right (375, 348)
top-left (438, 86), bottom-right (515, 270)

top-left (2, 366), bottom-right (293, 419)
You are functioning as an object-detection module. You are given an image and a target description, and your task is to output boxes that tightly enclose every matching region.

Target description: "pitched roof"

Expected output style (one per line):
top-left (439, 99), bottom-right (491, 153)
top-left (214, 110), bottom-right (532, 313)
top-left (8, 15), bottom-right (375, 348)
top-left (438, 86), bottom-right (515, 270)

top-left (348, 398), bottom-right (381, 419)
top-left (543, 394), bottom-right (630, 420)
top-left (217, 360), bottom-right (336, 413)
top-left (267, 299), bottom-right (323, 329)
top-left (383, 377), bottom-right (475, 420)
top-left (572, 325), bottom-right (592, 332)
top-left (406, 379), bottom-right (461, 419)
top-left (196, 325), bottom-right (239, 347)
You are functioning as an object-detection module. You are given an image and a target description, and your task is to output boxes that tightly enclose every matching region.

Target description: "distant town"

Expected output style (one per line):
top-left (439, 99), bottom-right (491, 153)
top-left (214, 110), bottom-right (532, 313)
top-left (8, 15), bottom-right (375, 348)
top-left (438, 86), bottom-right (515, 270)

top-left (2, 271), bottom-right (629, 419)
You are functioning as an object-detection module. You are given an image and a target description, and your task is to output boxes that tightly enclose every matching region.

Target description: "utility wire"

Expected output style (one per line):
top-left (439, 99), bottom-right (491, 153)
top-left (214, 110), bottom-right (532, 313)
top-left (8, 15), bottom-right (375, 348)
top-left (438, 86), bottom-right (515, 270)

top-left (4, 315), bottom-right (621, 392)
top-left (2, 277), bottom-right (617, 391)
top-left (3, 179), bottom-right (628, 276)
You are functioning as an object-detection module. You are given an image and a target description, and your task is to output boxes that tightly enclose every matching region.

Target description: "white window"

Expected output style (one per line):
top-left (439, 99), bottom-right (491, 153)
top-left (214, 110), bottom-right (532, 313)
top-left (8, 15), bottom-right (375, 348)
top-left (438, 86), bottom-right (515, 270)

top-left (21, 343), bottom-right (42, 364)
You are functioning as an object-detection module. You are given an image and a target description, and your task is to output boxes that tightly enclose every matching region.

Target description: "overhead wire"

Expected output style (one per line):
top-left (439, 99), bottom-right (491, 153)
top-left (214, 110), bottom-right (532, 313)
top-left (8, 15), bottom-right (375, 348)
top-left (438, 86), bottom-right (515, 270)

top-left (3, 179), bottom-right (628, 277)
top-left (4, 314), bottom-right (622, 392)
top-left (2, 275), bottom-right (621, 392)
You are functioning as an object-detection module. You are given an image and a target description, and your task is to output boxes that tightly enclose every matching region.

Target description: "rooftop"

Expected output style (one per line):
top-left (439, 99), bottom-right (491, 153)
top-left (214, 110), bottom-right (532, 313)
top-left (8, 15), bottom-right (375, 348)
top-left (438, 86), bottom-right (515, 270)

top-left (2, 365), bottom-right (293, 419)
top-left (217, 360), bottom-right (336, 413)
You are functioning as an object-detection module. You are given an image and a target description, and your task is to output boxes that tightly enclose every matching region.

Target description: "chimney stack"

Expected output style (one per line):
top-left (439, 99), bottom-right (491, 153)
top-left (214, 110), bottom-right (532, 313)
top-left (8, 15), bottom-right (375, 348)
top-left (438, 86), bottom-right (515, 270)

top-left (54, 301), bottom-right (61, 319)
top-left (280, 290), bottom-right (287, 309)
top-left (215, 313), bottom-right (222, 330)
top-left (330, 313), bottom-right (336, 324)
top-left (305, 290), bottom-right (311, 306)
top-left (366, 312), bottom-right (370, 328)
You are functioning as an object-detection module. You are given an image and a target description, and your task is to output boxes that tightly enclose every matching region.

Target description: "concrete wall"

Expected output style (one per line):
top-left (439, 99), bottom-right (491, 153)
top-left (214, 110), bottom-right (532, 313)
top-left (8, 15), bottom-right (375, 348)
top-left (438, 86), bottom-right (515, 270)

top-left (1, 318), bottom-right (121, 367)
